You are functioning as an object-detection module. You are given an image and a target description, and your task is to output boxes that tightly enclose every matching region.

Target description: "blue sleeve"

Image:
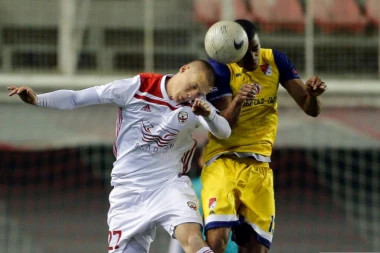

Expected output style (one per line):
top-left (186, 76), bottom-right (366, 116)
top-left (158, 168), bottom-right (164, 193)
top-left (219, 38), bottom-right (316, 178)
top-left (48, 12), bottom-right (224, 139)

top-left (273, 50), bottom-right (300, 86)
top-left (206, 59), bottom-right (232, 102)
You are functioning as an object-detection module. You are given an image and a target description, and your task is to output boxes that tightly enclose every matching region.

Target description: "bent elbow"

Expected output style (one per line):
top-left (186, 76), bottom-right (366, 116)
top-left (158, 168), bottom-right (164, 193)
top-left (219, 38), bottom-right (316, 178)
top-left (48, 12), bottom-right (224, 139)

top-left (304, 106), bottom-right (321, 117)
top-left (311, 112), bottom-right (319, 117)
top-left (306, 110), bottom-right (320, 117)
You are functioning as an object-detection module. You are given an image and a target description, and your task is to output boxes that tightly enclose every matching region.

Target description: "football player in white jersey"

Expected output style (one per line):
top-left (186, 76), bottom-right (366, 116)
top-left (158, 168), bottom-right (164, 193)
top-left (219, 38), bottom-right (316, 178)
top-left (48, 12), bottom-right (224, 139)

top-left (8, 60), bottom-right (232, 253)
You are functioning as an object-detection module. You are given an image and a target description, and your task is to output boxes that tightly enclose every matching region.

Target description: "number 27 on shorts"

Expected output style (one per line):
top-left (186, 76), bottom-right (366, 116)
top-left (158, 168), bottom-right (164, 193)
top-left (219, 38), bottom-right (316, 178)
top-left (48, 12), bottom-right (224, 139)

top-left (108, 230), bottom-right (122, 251)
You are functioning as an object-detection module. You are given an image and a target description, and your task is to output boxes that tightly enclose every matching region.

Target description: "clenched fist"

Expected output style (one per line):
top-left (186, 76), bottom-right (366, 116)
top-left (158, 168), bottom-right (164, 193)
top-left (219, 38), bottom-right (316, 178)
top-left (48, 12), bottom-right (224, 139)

top-left (234, 83), bottom-right (260, 104)
top-left (192, 98), bottom-right (211, 117)
top-left (305, 76), bottom-right (327, 97)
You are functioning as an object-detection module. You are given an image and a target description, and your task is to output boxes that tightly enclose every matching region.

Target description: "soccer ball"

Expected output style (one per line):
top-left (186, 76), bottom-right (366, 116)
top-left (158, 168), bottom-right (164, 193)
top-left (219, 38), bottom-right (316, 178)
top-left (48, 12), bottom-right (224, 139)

top-left (204, 20), bottom-right (249, 64)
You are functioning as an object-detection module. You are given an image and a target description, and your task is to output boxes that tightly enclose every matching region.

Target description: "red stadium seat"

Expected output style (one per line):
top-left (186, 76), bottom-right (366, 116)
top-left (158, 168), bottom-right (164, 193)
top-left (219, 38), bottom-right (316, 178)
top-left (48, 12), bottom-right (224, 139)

top-left (313, 0), bottom-right (367, 33)
top-left (193, 0), bottom-right (221, 28)
top-left (233, 0), bottom-right (253, 21)
top-left (364, 0), bottom-right (380, 27)
top-left (193, 0), bottom-right (253, 28)
top-left (248, 0), bottom-right (305, 33)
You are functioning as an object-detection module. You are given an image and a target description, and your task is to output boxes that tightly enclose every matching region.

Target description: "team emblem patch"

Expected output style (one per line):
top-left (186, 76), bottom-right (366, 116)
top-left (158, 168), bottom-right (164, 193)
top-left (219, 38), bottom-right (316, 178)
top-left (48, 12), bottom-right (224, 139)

top-left (187, 201), bottom-right (197, 211)
top-left (260, 63), bottom-right (272, 76)
top-left (210, 87), bottom-right (219, 93)
top-left (178, 111), bottom-right (188, 124)
top-left (209, 197), bottom-right (216, 210)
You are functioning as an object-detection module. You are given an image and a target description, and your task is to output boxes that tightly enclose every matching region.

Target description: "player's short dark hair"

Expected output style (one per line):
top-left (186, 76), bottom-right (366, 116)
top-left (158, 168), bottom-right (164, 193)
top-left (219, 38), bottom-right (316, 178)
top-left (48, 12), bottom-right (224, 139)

top-left (193, 59), bottom-right (216, 88)
top-left (234, 19), bottom-right (258, 41)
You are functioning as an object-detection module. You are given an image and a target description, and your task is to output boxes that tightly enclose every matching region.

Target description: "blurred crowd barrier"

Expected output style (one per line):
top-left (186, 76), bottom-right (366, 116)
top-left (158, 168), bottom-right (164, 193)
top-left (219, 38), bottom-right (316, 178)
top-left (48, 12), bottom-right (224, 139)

top-left (0, 0), bottom-right (379, 78)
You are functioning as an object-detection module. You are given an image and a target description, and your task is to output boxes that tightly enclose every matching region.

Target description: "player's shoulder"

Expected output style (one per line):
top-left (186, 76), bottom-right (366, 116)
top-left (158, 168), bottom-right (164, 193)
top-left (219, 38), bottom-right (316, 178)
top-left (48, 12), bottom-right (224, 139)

top-left (138, 72), bottom-right (165, 81)
top-left (208, 59), bottom-right (231, 76)
top-left (262, 48), bottom-right (291, 64)
top-left (137, 73), bottom-right (165, 96)
top-left (261, 48), bottom-right (295, 70)
top-left (260, 48), bottom-right (284, 60)
top-left (262, 49), bottom-right (299, 83)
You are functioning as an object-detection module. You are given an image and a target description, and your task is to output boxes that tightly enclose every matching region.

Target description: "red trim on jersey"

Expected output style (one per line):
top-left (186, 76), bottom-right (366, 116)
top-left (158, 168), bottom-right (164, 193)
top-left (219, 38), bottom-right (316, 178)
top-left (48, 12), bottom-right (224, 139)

top-left (138, 73), bottom-right (164, 98)
top-left (134, 94), bottom-right (178, 111)
top-left (179, 140), bottom-right (198, 176)
top-left (113, 107), bottom-right (123, 157)
top-left (136, 73), bottom-right (192, 110)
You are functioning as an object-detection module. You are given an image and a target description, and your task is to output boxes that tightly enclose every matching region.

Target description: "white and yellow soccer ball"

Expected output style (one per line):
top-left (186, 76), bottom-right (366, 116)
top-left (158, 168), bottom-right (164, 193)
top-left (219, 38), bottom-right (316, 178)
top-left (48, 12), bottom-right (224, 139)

top-left (204, 20), bottom-right (249, 64)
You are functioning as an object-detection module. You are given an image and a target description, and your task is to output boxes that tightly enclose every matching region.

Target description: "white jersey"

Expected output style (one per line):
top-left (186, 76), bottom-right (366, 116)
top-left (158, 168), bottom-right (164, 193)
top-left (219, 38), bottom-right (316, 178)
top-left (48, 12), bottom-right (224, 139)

top-left (37, 73), bottom-right (230, 189)
top-left (95, 73), bottom-right (206, 188)
top-left (36, 72), bottom-right (231, 251)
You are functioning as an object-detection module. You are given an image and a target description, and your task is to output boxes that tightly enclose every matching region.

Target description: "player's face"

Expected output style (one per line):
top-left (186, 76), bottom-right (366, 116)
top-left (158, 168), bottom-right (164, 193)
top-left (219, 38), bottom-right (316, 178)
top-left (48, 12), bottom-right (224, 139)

top-left (237, 34), bottom-right (260, 71)
top-left (175, 69), bottom-right (212, 103)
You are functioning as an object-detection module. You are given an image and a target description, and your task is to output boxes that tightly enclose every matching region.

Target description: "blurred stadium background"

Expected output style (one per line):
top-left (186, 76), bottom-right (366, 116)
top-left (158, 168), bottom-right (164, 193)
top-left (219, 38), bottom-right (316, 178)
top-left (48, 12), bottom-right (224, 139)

top-left (0, 0), bottom-right (379, 252)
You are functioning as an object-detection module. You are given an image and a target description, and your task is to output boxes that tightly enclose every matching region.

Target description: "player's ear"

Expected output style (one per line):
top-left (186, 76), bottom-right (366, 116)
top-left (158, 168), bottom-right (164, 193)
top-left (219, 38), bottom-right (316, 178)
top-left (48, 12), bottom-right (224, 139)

top-left (179, 64), bottom-right (189, 73)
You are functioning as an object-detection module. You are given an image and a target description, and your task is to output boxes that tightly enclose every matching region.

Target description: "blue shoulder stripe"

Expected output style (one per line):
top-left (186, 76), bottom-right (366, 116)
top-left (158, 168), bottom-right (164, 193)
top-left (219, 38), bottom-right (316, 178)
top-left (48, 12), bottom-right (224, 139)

top-left (273, 50), bottom-right (300, 86)
top-left (206, 60), bottom-right (232, 102)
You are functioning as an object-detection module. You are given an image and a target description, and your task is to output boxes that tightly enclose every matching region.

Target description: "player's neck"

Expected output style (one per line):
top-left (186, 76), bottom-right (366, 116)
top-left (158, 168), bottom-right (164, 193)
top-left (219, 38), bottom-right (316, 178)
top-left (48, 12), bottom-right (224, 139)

top-left (165, 76), bottom-right (174, 100)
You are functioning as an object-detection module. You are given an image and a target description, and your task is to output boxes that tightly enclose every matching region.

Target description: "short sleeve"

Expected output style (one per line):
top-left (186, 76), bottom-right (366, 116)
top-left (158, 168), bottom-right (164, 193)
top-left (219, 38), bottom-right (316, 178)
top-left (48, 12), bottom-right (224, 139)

top-left (273, 50), bottom-right (300, 86)
top-left (95, 75), bottom-right (141, 107)
top-left (206, 60), bottom-right (233, 102)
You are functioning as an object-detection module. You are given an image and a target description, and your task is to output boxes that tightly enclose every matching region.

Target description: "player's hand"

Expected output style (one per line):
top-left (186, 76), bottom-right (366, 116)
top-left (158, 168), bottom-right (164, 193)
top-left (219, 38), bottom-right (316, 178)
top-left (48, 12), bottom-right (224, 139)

top-left (305, 76), bottom-right (327, 97)
top-left (7, 86), bottom-right (38, 105)
top-left (234, 83), bottom-right (260, 104)
top-left (192, 98), bottom-right (211, 117)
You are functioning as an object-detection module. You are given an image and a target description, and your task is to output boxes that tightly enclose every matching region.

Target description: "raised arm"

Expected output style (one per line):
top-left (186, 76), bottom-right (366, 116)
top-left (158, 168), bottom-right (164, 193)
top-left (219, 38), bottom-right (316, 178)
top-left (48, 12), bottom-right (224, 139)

top-left (199, 110), bottom-right (231, 139)
top-left (282, 76), bottom-right (326, 117)
top-left (273, 50), bottom-right (326, 117)
top-left (7, 77), bottom-right (141, 110)
top-left (8, 86), bottom-right (102, 110)
top-left (212, 83), bottom-right (257, 127)
top-left (192, 98), bottom-right (231, 139)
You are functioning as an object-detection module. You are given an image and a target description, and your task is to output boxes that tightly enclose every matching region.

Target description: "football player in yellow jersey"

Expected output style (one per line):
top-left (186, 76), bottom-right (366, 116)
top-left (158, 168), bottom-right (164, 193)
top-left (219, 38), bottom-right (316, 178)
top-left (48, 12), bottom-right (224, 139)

top-left (201, 19), bottom-right (327, 253)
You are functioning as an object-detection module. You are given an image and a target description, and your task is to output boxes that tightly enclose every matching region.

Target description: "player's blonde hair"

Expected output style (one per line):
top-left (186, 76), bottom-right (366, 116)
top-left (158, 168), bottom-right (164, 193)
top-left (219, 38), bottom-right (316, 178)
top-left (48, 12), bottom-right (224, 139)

top-left (190, 59), bottom-right (216, 88)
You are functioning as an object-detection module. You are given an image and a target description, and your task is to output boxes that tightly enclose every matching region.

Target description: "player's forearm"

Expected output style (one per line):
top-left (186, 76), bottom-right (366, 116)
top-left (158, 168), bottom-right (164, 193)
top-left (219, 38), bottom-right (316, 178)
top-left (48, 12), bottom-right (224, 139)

top-left (220, 98), bottom-right (243, 127)
top-left (201, 110), bottom-right (231, 139)
top-left (37, 88), bottom-right (101, 110)
top-left (303, 95), bottom-right (321, 117)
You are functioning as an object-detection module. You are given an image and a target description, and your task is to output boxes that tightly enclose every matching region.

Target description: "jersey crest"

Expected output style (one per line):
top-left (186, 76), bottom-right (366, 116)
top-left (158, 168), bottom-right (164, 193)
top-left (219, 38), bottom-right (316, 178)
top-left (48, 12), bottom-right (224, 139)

top-left (260, 63), bottom-right (273, 76)
top-left (178, 111), bottom-right (188, 124)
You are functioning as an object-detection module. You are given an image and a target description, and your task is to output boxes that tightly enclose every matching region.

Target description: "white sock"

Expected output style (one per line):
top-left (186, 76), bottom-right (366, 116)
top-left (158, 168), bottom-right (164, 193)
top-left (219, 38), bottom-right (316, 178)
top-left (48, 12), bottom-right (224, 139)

top-left (196, 247), bottom-right (214, 253)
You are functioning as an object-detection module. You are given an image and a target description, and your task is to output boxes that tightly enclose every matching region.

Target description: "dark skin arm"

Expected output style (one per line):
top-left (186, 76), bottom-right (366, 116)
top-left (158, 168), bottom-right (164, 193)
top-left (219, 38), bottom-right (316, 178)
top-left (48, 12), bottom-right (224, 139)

top-left (212, 83), bottom-right (258, 127)
top-left (282, 76), bottom-right (327, 117)
top-left (213, 76), bottom-right (326, 126)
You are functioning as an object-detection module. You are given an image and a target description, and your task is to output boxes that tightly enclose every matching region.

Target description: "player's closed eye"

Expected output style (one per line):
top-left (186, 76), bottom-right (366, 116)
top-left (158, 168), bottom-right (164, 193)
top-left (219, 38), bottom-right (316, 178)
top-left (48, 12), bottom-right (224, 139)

top-left (191, 84), bottom-right (204, 97)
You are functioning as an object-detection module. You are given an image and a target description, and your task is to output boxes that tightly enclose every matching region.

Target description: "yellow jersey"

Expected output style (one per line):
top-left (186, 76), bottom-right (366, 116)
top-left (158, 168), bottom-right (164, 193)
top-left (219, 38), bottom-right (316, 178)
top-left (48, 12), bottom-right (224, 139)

top-left (204, 48), bottom-right (300, 163)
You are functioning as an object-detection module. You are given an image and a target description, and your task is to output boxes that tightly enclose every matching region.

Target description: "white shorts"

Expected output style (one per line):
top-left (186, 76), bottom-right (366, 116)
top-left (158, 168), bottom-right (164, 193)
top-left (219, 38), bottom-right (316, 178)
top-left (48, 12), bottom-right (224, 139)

top-left (107, 175), bottom-right (202, 252)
